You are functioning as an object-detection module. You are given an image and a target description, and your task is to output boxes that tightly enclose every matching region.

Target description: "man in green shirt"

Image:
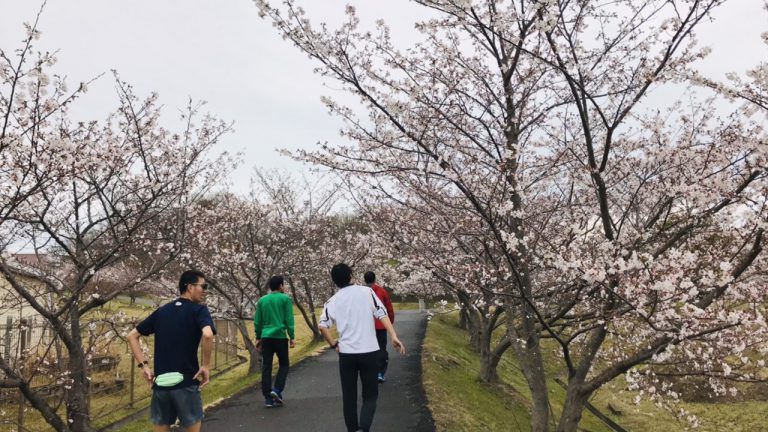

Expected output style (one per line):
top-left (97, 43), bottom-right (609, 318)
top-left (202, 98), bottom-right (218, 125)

top-left (254, 275), bottom-right (295, 408)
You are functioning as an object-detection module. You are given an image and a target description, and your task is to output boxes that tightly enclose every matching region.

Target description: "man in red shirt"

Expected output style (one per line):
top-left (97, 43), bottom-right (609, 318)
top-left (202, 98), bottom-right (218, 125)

top-left (364, 271), bottom-right (395, 383)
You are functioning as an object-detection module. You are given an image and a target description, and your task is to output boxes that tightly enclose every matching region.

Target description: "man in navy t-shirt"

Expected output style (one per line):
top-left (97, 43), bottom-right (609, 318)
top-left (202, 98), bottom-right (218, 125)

top-left (128, 270), bottom-right (216, 432)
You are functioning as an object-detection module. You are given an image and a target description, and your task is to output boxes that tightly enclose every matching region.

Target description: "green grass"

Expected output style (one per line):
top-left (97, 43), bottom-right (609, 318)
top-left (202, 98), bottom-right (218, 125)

top-left (422, 314), bottom-right (625, 431)
top-left (589, 378), bottom-right (768, 432)
top-left (394, 302), bottom-right (421, 311)
top-left (422, 314), bottom-right (533, 431)
top-left (423, 313), bottom-right (768, 431)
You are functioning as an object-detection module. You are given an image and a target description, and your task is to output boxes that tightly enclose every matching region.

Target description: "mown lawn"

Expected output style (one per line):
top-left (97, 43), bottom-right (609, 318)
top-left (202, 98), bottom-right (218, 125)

top-left (422, 313), bottom-right (768, 431)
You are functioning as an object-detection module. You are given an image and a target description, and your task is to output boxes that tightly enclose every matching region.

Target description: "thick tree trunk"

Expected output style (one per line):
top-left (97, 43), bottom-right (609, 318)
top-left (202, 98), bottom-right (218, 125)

top-left (456, 290), bottom-right (472, 331)
top-left (477, 306), bottom-right (508, 383)
top-left (518, 344), bottom-right (549, 432)
top-left (65, 309), bottom-right (97, 432)
top-left (557, 380), bottom-right (589, 432)
top-left (479, 336), bottom-right (511, 384)
top-left (233, 319), bottom-right (260, 375)
top-left (557, 324), bottom-right (607, 432)
top-left (301, 278), bottom-right (322, 341)
top-left (244, 338), bottom-right (261, 375)
top-left (465, 308), bottom-right (482, 352)
top-left (288, 278), bottom-right (322, 341)
top-left (478, 345), bottom-right (499, 383)
top-left (458, 306), bottom-right (469, 330)
top-left (477, 316), bottom-right (495, 382)
top-left (467, 323), bottom-right (480, 351)
top-left (507, 303), bottom-right (549, 432)
top-left (248, 346), bottom-right (261, 375)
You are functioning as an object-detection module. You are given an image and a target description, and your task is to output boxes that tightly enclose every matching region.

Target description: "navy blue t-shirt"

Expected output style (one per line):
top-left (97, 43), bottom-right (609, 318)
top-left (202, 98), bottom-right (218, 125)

top-left (136, 298), bottom-right (217, 390)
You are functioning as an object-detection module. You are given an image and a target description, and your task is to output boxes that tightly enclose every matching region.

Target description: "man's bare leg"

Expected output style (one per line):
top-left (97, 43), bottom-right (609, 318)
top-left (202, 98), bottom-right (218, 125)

top-left (153, 425), bottom-right (171, 432)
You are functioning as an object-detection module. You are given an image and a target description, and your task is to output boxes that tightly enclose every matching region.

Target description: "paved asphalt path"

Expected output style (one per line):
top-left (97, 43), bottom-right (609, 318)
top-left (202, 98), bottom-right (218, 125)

top-left (203, 310), bottom-right (436, 432)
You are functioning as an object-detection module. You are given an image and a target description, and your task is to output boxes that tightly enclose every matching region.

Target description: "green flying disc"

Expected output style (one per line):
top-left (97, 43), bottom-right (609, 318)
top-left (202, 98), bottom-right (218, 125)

top-left (155, 372), bottom-right (184, 387)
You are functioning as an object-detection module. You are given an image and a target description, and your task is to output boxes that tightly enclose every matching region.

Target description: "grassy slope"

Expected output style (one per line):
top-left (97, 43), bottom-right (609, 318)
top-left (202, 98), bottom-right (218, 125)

top-left (422, 313), bottom-right (535, 431)
top-left (589, 379), bottom-right (768, 432)
top-left (422, 313), bottom-right (767, 432)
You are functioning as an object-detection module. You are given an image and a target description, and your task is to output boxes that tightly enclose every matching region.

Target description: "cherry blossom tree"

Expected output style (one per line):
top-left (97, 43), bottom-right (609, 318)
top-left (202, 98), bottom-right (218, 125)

top-left (247, 171), bottom-right (372, 341)
top-left (359, 197), bottom-right (513, 383)
top-left (0, 18), bottom-right (233, 431)
top-left (181, 192), bottom-right (272, 373)
top-left (241, 170), bottom-right (390, 342)
top-left (254, 1), bottom-right (767, 430)
top-left (182, 171), bottom-right (369, 372)
top-left (264, 176), bottom-right (338, 341)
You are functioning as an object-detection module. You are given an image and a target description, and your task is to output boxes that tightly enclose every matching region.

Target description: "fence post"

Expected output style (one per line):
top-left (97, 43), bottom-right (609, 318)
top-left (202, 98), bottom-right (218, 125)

top-left (214, 327), bottom-right (218, 369)
top-left (232, 321), bottom-right (237, 359)
top-left (418, 299), bottom-right (425, 312)
top-left (231, 322), bottom-right (236, 358)
top-left (224, 321), bottom-right (229, 365)
top-left (26, 318), bottom-right (33, 346)
top-left (41, 320), bottom-right (47, 345)
top-left (129, 357), bottom-right (135, 408)
top-left (4, 316), bottom-right (12, 360)
top-left (17, 320), bottom-right (27, 432)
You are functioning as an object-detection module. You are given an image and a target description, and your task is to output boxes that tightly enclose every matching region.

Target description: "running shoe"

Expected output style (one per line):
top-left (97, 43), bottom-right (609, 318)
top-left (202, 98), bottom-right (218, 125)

top-left (265, 397), bottom-right (274, 408)
top-left (377, 373), bottom-right (386, 383)
top-left (270, 389), bottom-right (284, 407)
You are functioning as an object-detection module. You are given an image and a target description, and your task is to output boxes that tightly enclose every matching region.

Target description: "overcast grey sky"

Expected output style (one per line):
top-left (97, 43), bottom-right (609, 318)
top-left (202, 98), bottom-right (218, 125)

top-left (1, 1), bottom-right (766, 194)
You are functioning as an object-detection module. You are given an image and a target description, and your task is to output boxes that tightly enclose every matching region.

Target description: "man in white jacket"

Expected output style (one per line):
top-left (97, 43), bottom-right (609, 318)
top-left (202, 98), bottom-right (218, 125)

top-left (319, 263), bottom-right (405, 432)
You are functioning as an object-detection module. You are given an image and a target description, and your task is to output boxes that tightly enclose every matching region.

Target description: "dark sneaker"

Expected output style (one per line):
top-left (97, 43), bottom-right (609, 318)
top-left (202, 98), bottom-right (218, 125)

top-left (265, 397), bottom-right (274, 408)
top-left (377, 373), bottom-right (385, 383)
top-left (270, 390), bottom-right (284, 407)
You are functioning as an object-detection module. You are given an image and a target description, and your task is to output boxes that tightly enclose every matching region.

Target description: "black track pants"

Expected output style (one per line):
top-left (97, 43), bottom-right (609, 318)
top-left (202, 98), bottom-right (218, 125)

top-left (260, 338), bottom-right (289, 399)
top-left (375, 329), bottom-right (389, 376)
top-left (338, 351), bottom-right (379, 432)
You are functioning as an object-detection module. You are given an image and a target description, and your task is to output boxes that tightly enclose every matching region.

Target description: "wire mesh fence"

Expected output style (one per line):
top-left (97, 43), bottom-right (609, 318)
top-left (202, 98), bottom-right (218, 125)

top-left (0, 316), bottom-right (244, 432)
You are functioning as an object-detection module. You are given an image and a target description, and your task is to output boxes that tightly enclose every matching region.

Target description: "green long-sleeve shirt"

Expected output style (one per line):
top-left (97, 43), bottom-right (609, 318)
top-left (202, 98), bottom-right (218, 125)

top-left (253, 291), bottom-right (295, 340)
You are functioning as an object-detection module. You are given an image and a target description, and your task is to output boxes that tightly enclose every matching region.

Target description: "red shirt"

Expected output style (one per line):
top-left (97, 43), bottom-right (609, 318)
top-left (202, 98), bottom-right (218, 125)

top-left (371, 283), bottom-right (395, 330)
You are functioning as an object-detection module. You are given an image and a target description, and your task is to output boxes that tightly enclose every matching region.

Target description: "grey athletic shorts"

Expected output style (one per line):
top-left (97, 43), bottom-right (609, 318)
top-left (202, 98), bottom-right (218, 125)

top-left (150, 384), bottom-right (203, 427)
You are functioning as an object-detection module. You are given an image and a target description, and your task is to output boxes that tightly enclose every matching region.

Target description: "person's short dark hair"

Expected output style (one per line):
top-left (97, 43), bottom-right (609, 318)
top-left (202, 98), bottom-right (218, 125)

top-left (330, 263), bottom-right (353, 288)
top-left (268, 275), bottom-right (284, 291)
top-left (363, 271), bottom-right (376, 284)
top-left (179, 270), bottom-right (206, 294)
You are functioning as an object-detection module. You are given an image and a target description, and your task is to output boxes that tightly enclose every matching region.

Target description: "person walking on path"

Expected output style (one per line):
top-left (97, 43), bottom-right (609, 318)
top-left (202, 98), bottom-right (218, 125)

top-left (319, 263), bottom-right (406, 432)
top-left (253, 275), bottom-right (296, 408)
top-left (127, 270), bottom-right (216, 432)
top-left (363, 271), bottom-right (395, 383)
